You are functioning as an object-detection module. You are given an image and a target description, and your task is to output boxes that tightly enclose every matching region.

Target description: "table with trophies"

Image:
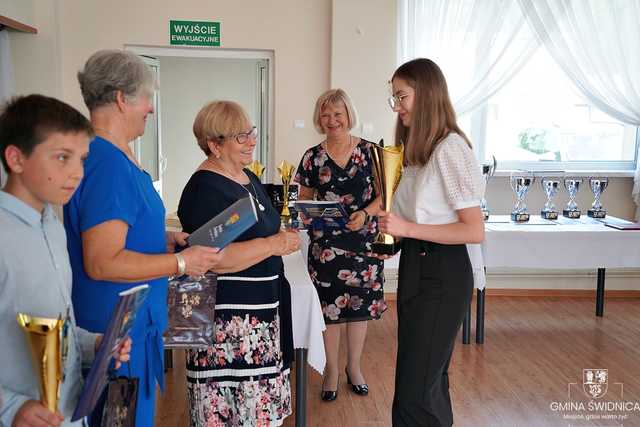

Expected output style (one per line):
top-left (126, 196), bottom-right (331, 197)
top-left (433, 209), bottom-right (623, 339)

top-left (467, 169), bottom-right (640, 344)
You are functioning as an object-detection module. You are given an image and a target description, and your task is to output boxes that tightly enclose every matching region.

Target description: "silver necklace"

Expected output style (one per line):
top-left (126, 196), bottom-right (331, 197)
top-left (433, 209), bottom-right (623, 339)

top-left (246, 179), bottom-right (266, 212)
top-left (207, 158), bottom-right (265, 211)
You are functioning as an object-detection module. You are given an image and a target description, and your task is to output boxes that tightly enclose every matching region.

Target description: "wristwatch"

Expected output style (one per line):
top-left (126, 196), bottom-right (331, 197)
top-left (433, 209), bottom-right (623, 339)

top-left (361, 209), bottom-right (371, 223)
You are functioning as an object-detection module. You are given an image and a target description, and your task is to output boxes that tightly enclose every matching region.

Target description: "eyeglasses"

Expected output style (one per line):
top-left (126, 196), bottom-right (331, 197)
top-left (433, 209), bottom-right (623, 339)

top-left (387, 94), bottom-right (409, 110)
top-left (219, 126), bottom-right (258, 144)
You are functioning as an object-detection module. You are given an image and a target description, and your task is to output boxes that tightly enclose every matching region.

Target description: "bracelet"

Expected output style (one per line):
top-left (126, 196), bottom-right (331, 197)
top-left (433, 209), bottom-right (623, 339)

top-left (174, 253), bottom-right (186, 276)
top-left (361, 209), bottom-right (371, 223)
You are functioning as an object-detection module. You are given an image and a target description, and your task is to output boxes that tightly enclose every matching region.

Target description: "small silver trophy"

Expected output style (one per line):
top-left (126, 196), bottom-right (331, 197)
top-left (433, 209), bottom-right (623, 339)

top-left (587, 177), bottom-right (608, 218)
top-left (563, 177), bottom-right (582, 219)
top-left (510, 171), bottom-right (534, 222)
top-left (540, 178), bottom-right (560, 220)
top-left (480, 156), bottom-right (497, 221)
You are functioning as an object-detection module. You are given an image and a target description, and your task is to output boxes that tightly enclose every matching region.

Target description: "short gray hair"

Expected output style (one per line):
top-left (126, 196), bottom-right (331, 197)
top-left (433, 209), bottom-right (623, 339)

top-left (77, 49), bottom-right (155, 111)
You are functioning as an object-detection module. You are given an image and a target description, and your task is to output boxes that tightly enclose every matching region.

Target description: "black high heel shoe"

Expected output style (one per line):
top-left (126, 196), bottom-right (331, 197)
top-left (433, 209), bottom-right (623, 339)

top-left (345, 369), bottom-right (369, 396)
top-left (320, 377), bottom-right (339, 402)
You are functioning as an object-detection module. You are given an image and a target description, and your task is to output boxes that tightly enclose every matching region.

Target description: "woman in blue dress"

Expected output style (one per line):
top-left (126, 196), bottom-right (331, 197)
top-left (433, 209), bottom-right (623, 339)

top-left (64, 49), bottom-right (222, 426)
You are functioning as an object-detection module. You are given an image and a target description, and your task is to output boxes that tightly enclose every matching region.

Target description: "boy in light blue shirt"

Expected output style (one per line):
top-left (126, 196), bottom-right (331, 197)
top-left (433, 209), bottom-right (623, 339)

top-left (0, 95), bottom-right (130, 427)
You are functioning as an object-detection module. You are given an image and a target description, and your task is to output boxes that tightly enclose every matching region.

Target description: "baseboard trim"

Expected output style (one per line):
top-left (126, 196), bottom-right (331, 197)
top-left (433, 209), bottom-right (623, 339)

top-left (475, 289), bottom-right (640, 298)
top-left (384, 288), bottom-right (640, 299)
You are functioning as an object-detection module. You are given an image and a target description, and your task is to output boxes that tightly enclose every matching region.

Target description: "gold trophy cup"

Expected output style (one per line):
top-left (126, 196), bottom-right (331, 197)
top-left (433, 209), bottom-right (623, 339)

top-left (247, 160), bottom-right (266, 181)
top-left (16, 314), bottom-right (65, 413)
top-left (277, 160), bottom-right (296, 223)
top-left (370, 141), bottom-right (404, 255)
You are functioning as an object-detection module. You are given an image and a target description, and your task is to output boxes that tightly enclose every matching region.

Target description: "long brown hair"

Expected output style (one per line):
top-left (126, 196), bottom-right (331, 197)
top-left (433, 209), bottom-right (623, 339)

top-left (392, 58), bottom-right (471, 167)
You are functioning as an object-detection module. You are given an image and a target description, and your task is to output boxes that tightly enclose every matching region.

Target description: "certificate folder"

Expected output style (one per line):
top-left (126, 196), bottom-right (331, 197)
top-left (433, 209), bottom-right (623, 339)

top-left (601, 217), bottom-right (640, 230)
top-left (71, 285), bottom-right (149, 421)
top-left (186, 196), bottom-right (258, 249)
top-left (294, 200), bottom-right (350, 228)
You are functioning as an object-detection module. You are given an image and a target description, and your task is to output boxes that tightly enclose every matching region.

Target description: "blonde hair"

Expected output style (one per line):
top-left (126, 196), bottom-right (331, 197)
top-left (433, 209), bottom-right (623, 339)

top-left (192, 100), bottom-right (251, 155)
top-left (312, 89), bottom-right (359, 134)
top-left (392, 58), bottom-right (471, 167)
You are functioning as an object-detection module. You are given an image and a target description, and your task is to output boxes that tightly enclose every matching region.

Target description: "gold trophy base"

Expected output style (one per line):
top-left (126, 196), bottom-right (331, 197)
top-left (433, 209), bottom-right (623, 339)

top-left (588, 209), bottom-right (606, 218)
top-left (563, 209), bottom-right (581, 219)
top-left (372, 233), bottom-right (400, 255)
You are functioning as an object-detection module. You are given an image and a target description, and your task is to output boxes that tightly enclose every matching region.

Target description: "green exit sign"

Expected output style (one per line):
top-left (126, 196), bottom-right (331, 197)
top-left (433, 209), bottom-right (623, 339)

top-left (170, 20), bottom-right (220, 46)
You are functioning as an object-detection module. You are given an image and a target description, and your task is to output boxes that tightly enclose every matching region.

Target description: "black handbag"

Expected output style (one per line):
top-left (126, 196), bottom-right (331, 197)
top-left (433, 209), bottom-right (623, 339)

top-left (164, 272), bottom-right (217, 348)
top-left (100, 364), bottom-right (138, 427)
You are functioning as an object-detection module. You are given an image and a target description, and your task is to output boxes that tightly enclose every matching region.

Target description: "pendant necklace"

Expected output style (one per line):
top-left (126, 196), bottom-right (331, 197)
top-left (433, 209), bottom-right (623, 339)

top-left (207, 158), bottom-right (265, 211)
top-left (246, 179), bottom-right (266, 212)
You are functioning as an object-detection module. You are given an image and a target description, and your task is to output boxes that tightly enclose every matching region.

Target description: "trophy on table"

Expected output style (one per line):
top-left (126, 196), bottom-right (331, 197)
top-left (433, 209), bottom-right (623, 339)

top-left (370, 140), bottom-right (404, 255)
top-left (246, 160), bottom-right (266, 181)
top-left (277, 160), bottom-right (296, 226)
top-left (480, 156), bottom-right (497, 221)
top-left (540, 177), bottom-right (560, 220)
top-left (587, 177), bottom-right (608, 218)
top-left (16, 313), bottom-right (66, 413)
top-left (509, 171), bottom-right (534, 222)
top-left (563, 177), bottom-right (582, 218)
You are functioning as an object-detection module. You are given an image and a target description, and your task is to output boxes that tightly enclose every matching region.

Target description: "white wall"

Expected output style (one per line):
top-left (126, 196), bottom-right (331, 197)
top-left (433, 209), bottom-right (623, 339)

top-left (159, 56), bottom-right (260, 212)
top-left (0, 0), bottom-right (35, 27)
top-left (5, 0), bottom-right (63, 98)
top-left (9, 0), bottom-right (330, 179)
top-left (331, 0), bottom-right (397, 146)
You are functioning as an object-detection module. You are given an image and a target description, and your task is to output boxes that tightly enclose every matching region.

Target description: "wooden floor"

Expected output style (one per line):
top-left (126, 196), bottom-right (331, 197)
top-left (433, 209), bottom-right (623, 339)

top-left (156, 296), bottom-right (640, 427)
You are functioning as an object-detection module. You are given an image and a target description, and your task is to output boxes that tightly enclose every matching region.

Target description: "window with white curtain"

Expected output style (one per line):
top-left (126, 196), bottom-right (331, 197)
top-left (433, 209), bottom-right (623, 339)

top-left (480, 47), bottom-right (638, 171)
top-left (397, 0), bottom-right (640, 173)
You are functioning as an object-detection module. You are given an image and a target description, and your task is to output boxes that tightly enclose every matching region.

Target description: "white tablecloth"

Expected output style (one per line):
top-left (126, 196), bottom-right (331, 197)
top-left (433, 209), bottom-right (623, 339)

top-left (282, 232), bottom-right (326, 374)
top-left (481, 215), bottom-right (640, 269)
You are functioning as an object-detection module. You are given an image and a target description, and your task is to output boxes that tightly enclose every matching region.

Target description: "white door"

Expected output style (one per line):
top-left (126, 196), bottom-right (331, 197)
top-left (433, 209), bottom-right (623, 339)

top-left (134, 55), bottom-right (164, 196)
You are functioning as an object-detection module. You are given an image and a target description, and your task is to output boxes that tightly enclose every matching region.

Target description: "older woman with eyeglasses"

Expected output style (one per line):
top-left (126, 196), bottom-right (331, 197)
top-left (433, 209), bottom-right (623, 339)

top-left (177, 100), bottom-right (299, 426)
top-left (65, 50), bottom-right (223, 426)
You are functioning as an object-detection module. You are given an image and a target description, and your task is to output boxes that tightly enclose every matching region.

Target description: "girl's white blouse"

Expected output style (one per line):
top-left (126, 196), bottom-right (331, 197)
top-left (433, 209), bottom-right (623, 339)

top-left (392, 133), bottom-right (484, 225)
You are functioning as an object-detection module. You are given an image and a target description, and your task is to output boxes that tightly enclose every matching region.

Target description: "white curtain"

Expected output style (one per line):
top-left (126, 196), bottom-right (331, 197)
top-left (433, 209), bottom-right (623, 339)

top-left (397, 0), bottom-right (541, 116)
top-left (518, 0), bottom-right (640, 220)
top-left (0, 29), bottom-right (15, 188)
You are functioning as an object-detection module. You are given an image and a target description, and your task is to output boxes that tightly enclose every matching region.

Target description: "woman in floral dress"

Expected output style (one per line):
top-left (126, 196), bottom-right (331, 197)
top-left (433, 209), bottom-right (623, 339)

top-left (178, 100), bottom-right (300, 426)
top-left (295, 89), bottom-right (386, 401)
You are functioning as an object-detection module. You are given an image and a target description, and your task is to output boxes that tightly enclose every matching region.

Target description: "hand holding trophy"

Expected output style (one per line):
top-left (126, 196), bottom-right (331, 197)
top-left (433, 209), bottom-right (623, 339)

top-left (370, 140), bottom-right (404, 255)
top-left (17, 313), bottom-right (67, 413)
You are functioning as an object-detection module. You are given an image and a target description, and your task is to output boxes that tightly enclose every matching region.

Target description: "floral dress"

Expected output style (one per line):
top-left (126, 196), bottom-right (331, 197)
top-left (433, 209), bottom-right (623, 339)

top-left (295, 138), bottom-right (387, 324)
top-left (178, 170), bottom-right (293, 427)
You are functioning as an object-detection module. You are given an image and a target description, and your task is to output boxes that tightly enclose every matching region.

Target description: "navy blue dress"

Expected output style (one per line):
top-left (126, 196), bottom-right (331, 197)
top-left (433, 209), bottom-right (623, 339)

top-left (64, 137), bottom-right (167, 427)
top-left (178, 169), bottom-right (293, 426)
top-left (295, 139), bottom-right (386, 324)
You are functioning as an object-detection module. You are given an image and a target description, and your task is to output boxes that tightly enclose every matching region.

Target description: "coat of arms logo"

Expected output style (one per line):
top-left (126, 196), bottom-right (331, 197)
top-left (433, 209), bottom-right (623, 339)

top-left (583, 368), bottom-right (608, 399)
